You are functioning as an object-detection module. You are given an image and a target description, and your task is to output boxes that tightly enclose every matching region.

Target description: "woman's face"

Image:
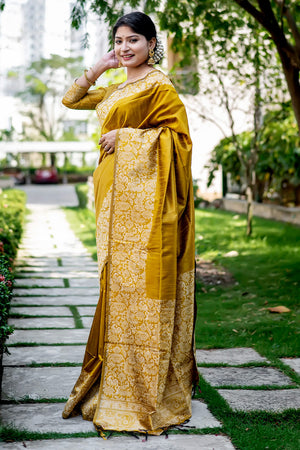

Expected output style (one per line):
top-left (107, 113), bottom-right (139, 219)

top-left (114, 25), bottom-right (155, 68)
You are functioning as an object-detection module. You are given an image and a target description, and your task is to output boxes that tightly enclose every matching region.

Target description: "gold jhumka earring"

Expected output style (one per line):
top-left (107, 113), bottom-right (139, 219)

top-left (148, 48), bottom-right (155, 65)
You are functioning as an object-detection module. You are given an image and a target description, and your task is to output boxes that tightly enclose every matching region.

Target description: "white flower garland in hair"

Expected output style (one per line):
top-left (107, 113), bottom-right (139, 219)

top-left (153, 37), bottom-right (164, 63)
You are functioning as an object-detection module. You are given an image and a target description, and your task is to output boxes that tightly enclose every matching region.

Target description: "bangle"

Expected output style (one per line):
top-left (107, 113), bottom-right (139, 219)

top-left (84, 69), bottom-right (96, 86)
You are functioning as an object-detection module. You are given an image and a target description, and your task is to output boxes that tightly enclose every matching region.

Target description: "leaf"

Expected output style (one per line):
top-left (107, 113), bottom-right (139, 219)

top-left (268, 306), bottom-right (291, 313)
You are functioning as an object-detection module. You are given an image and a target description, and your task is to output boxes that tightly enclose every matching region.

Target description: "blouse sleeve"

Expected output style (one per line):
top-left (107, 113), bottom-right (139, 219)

top-left (62, 82), bottom-right (107, 110)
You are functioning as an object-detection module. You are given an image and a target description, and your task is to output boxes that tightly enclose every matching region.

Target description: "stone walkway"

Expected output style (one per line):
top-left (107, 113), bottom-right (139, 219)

top-left (1, 186), bottom-right (299, 449)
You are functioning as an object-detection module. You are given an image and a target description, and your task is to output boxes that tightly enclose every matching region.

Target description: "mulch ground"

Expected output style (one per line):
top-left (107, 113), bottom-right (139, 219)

top-left (196, 258), bottom-right (235, 286)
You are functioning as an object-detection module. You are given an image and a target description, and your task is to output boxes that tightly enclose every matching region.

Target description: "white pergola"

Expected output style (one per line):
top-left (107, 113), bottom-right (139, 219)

top-left (0, 141), bottom-right (95, 155)
top-left (0, 141), bottom-right (97, 169)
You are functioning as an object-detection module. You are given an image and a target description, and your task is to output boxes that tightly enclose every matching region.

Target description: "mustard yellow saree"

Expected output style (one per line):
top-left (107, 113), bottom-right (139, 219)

top-left (61, 69), bottom-right (198, 434)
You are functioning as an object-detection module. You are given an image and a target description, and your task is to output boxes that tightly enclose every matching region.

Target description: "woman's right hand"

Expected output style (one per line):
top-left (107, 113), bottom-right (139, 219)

top-left (99, 50), bottom-right (119, 70)
top-left (74, 50), bottom-right (119, 89)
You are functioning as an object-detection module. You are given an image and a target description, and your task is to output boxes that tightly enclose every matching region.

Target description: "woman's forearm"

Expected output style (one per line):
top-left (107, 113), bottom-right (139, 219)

top-left (76, 61), bottom-right (109, 88)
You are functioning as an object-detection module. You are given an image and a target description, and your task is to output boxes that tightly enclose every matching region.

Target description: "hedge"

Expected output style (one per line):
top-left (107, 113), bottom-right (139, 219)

top-left (75, 183), bottom-right (89, 209)
top-left (0, 189), bottom-right (26, 355)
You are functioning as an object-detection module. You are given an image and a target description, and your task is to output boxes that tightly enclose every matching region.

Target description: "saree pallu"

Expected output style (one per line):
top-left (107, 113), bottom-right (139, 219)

top-left (62, 70), bottom-right (198, 434)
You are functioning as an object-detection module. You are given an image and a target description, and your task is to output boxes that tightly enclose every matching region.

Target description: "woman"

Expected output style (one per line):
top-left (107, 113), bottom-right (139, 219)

top-left (62, 11), bottom-right (198, 435)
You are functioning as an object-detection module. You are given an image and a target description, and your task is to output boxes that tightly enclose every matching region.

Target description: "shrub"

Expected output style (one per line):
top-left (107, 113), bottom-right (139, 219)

top-left (0, 190), bottom-right (26, 260)
top-left (57, 165), bottom-right (95, 175)
top-left (0, 189), bottom-right (26, 355)
top-left (0, 255), bottom-right (14, 354)
top-left (75, 183), bottom-right (89, 209)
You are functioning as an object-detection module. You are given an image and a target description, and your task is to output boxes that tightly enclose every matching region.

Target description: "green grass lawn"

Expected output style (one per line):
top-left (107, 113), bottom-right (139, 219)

top-left (64, 207), bottom-right (97, 261)
top-left (194, 208), bottom-right (299, 360)
top-left (63, 205), bottom-right (300, 449)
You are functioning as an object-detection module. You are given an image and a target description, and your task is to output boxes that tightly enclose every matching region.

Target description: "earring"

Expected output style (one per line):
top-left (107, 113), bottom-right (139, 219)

top-left (118, 61), bottom-right (122, 68)
top-left (148, 48), bottom-right (155, 65)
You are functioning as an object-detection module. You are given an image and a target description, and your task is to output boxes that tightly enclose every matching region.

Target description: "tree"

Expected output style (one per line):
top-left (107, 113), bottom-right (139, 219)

top-left (182, 17), bottom-right (287, 235)
top-left (0, 127), bottom-right (15, 142)
top-left (68, 0), bottom-right (300, 132)
top-left (207, 104), bottom-right (300, 205)
top-left (232, 1), bottom-right (300, 132)
top-left (17, 54), bottom-right (83, 141)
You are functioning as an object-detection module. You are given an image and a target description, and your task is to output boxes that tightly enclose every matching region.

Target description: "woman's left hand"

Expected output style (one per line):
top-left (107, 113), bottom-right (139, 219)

top-left (99, 130), bottom-right (118, 154)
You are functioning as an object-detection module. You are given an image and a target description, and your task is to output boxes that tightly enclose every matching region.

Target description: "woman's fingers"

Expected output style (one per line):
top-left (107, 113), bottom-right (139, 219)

top-left (100, 141), bottom-right (114, 154)
top-left (99, 130), bottom-right (117, 153)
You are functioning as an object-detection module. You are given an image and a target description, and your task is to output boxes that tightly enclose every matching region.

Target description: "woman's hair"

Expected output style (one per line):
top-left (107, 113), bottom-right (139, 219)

top-left (112, 11), bottom-right (157, 42)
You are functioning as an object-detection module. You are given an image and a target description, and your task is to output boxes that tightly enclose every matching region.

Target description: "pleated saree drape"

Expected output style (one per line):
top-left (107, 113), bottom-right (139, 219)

top-left (61, 70), bottom-right (198, 434)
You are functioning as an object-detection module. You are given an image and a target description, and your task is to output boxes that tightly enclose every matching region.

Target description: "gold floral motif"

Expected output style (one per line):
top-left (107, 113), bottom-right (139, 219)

top-left (96, 70), bottom-right (172, 127)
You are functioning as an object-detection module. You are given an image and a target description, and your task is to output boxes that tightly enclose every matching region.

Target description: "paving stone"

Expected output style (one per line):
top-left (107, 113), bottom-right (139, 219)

top-left (2, 367), bottom-right (81, 400)
top-left (69, 278), bottom-right (99, 288)
top-left (12, 296), bottom-right (98, 306)
top-left (0, 400), bottom-right (223, 435)
top-left (81, 316), bottom-right (94, 328)
top-left (7, 329), bottom-right (89, 345)
top-left (61, 257), bottom-right (96, 265)
top-left (10, 306), bottom-right (72, 316)
top-left (19, 248), bottom-right (89, 256)
top-left (60, 265), bottom-right (98, 271)
top-left (280, 358), bottom-right (300, 376)
top-left (1, 435), bottom-right (235, 449)
top-left (19, 240), bottom-right (55, 247)
top-left (17, 269), bottom-right (98, 278)
top-left (16, 259), bottom-right (60, 267)
top-left (3, 345), bottom-right (85, 365)
top-left (8, 317), bottom-right (75, 329)
top-left (19, 246), bottom-right (57, 253)
top-left (77, 306), bottom-right (96, 316)
top-left (13, 287), bottom-right (99, 297)
top-left (218, 389), bottom-right (300, 412)
top-left (18, 250), bottom-right (89, 258)
top-left (187, 399), bottom-right (221, 429)
top-left (14, 278), bottom-right (65, 288)
top-left (196, 348), bottom-right (268, 365)
top-left (199, 367), bottom-right (293, 387)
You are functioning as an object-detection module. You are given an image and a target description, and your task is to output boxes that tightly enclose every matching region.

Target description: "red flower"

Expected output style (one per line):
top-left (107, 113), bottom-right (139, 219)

top-left (6, 280), bottom-right (12, 287)
top-left (0, 274), bottom-right (5, 282)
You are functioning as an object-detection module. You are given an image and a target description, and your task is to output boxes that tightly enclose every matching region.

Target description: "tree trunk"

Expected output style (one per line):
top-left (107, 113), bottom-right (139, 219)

top-left (246, 184), bottom-right (253, 236)
top-left (233, 0), bottom-right (300, 134)
top-left (295, 185), bottom-right (300, 206)
top-left (274, 46), bottom-right (300, 133)
top-left (50, 153), bottom-right (56, 166)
